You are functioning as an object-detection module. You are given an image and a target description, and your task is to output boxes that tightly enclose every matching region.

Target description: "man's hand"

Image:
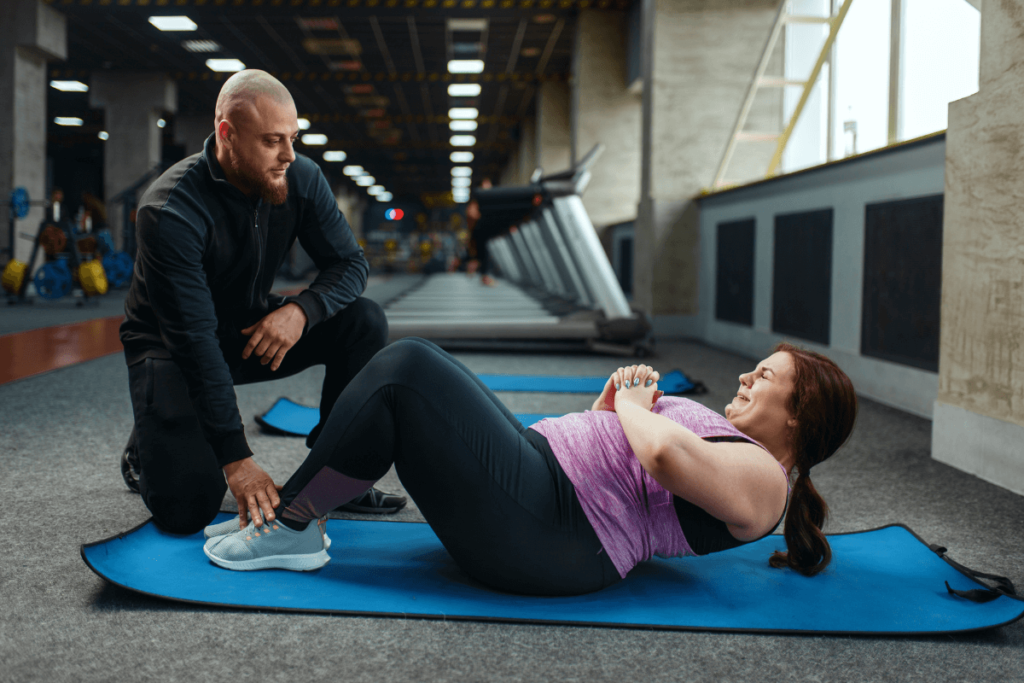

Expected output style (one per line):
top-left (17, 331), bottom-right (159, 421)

top-left (223, 457), bottom-right (281, 529)
top-left (241, 302), bottom-right (307, 371)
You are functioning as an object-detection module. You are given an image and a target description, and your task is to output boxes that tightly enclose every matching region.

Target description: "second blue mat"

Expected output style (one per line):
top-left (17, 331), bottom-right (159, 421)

top-left (82, 517), bottom-right (1024, 635)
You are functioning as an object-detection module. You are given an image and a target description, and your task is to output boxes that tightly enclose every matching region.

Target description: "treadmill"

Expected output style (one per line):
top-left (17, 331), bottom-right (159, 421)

top-left (384, 145), bottom-right (650, 355)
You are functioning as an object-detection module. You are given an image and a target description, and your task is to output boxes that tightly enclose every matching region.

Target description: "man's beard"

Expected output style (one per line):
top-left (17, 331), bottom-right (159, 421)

top-left (229, 148), bottom-right (289, 205)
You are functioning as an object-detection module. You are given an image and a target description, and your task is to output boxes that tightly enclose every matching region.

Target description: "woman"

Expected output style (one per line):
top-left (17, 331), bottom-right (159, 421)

top-left (203, 337), bottom-right (857, 595)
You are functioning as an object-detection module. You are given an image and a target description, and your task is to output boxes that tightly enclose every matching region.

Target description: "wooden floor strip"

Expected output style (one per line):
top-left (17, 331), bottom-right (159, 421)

top-left (0, 316), bottom-right (125, 386)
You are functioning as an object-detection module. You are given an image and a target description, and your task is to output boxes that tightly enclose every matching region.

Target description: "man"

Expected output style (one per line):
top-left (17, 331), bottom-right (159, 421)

top-left (120, 70), bottom-right (405, 535)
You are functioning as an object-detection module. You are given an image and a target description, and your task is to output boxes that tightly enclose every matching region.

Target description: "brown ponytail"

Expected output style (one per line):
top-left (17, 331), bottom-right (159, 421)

top-left (767, 343), bottom-right (857, 577)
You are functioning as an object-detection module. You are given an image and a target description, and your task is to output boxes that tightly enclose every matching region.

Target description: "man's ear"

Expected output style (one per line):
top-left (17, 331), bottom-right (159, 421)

top-left (217, 120), bottom-right (233, 146)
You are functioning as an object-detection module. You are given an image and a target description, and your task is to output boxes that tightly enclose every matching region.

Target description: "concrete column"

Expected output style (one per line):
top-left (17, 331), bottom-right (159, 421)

top-left (518, 115), bottom-right (537, 183)
top-left (90, 72), bottom-right (177, 248)
top-left (0, 0), bottom-right (66, 266)
top-left (174, 114), bottom-right (213, 157)
top-left (635, 0), bottom-right (778, 315)
top-left (535, 80), bottom-right (572, 175)
top-left (572, 10), bottom-right (642, 232)
top-left (933, 0), bottom-right (1024, 496)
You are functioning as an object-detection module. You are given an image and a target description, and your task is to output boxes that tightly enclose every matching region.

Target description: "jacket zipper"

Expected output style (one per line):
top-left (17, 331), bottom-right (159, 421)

top-left (249, 204), bottom-right (263, 308)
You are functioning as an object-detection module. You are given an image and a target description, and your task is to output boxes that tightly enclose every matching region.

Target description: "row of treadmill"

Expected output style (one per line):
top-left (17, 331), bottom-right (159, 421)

top-left (383, 145), bottom-right (651, 355)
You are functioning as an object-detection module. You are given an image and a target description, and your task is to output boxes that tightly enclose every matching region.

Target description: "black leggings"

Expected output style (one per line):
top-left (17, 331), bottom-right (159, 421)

top-left (276, 337), bottom-right (620, 596)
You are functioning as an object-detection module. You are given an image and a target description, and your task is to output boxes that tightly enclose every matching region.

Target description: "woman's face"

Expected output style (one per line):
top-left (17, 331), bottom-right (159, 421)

top-left (725, 351), bottom-right (797, 444)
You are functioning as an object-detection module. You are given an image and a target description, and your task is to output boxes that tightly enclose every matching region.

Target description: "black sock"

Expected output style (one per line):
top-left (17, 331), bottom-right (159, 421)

top-left (274, 510), bottom-right (309, 531)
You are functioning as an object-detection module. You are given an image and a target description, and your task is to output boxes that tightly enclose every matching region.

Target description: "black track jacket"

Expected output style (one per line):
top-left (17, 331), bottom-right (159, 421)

top-left (120, 134), bottom-right (368, 467)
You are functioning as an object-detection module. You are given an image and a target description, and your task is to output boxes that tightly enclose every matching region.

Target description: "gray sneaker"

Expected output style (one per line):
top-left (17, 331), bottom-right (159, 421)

top-left (203, 518), bottom-right (330, 571)
top-left (204, 515), bottom-right (331, 550)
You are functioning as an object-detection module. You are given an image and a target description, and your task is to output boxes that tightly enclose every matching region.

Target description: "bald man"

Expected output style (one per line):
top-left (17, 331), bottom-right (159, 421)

top-left (119, 70), bottom-right (405, 535)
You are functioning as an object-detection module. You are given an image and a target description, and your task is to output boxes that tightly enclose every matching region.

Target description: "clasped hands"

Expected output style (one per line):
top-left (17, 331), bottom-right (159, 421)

top-left (591, 364), bottom-right (665, 413)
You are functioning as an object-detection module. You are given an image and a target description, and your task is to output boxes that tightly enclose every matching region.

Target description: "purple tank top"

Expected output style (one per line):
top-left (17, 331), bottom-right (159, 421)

top-left (530, 397), bottom-right (790, 578)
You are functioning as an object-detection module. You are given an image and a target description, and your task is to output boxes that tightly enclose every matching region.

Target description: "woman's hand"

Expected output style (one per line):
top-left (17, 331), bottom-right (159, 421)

top-left (591, 373), bottom-right (618, 411)
top-left (613, 365), bottom-right (664, 413)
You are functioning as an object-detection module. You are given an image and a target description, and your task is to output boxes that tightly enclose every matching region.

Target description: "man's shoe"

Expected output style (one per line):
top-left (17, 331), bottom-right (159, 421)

top-left (204, 514), bottom-right (331, 550)
top-left (335, 487), bottom-right (407, 514)
top-left (203, 518), bottom-right (330, 572)
top-left (121, 437), bottom-right (141, 494)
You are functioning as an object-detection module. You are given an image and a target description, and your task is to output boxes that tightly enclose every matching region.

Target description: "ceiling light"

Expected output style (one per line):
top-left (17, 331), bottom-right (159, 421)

top-left (98, 131), bottom-right (109, 141)
top-left (157, 119), bottom-right (166, 128)
top-left (452, 177), bottom-right (472, 188)
top-left (448, 83), bottom-right (482, 97)
top-left (368, 185), bottom-right (385, 195)
top-left (450, 135), bottom-right (476, 147)
top-left (448, 107), bottom-right (479, 120)
top-left (451, 166), bottom-right (472, 177)
top-left (453, 194), bottom-right (469, 204)
top-left (450, 151), bottom-right (474, 163)
top-left (182, 40), bottom-right (221, 53)
top-left (297, 118), bottom-right (311, 130)
top-left (377, 192), bottom-right (393, 203)
top-left (50, 80), bottom-right (88, 92)
top-left (453, 188), bottom-right (471, 199)
top-left (206, 59), bottom-right (245, 73)
top-left (323, 150), bottom-right (347, 162)
top-left (449, 120), bottom-right (478, 132)
top-left (148, 16), bottom-right (197, 31)
top-left (342, 165), bottom-right (364, 176)
top-left (54, 117), bottom-right (83, 127)
top-left (447, 60), bottom-right (485, 74)
top-left (301, 133), bottom-right (328, 145)
top-left (356, 176), bottom-right (375, 186)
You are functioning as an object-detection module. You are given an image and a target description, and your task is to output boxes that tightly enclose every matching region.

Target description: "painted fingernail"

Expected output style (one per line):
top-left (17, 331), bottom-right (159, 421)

top-left (615, 383), bottom-right (621, 391)
top-left (645, 379), bottom-right (652, 387)
top-left (634, 378), bottom-right (640, 387)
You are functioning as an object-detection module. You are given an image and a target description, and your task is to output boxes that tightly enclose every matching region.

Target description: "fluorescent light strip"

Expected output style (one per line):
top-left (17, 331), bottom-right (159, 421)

top-left (54, 117), bottom-right (83, 127)
top-left (451, 166), bottom-right (472, 177)
top-left (450, 151), bottom-right (474, 163)
top-left (297, 118), bottom-right (311, 130)
top-left (342, 165), bottom-right (364, 176)
top-left (447, 60), bottom-right (485, 74)
top-left (449, 120), bottom-right (478, 132)
top-left (149, 16), bottom-right (197, 31)
top-left (206, 59), bottom-right (245, 72)
top-left (448, 107), bottom-right (479, 120)
top-left (182, 40), bottom-right (221, 53)
top-left (50, 80), bottom-right (88, 92)
top-left (323, 151), bottom-right (347, 162)
top-left (450, 135), bottom-right (476, 147)
top-left (448, 83), bottom-right (482, 97)
top-left (301, 133), bottom-right (328, 145)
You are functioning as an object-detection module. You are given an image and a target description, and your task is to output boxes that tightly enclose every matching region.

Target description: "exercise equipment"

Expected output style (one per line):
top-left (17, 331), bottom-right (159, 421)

top-left (81, 517), bottom-right (1024, 635)
top-left (32, 260), bottom-right (73, 300)
top-left (101, 250), bottom-right (134, 288)
top-left (1, 259), bottom-right (26, 294)
top-left (384, 146), bottom-right (651, 355)
top-left (78, 259), bottom-right (109, 296)
top-left (255, 397), bottom-right (559, 437)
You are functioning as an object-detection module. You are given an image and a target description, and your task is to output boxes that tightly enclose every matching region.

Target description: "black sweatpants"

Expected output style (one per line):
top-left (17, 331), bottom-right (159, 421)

top-left (276, 337), bottom-right (620, 596)
top-left (126, 297), bottom-right (388, 535)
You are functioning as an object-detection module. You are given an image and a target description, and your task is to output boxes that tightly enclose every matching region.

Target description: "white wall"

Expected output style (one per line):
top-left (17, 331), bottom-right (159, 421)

top-left (656, 134), bottom-right (945, 418)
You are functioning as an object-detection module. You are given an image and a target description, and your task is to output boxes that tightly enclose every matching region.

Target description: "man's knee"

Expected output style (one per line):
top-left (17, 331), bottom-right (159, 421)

top-left (143, 473), bottom-right (226, 535)
top-left (346, 297), bottom-right (388, 347)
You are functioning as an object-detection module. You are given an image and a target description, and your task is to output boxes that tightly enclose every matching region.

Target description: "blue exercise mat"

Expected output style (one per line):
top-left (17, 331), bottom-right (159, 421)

top-left (255, 397), bottom-right (560, 437)
top-left (81, 517), bottom-right (1023, 635)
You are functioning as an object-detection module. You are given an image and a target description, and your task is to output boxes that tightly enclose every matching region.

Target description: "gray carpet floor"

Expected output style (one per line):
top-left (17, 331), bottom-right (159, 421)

top-left (1, 280), bottom-right (1023, 681)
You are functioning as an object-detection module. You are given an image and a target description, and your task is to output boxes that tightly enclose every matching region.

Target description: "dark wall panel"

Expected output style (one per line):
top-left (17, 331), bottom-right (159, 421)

top-left (715, 218), bottom-right (755, 326)
top-left (861, 194), bottom-right (943, 372)
top-left (772, 209), bottom-right (833, 344)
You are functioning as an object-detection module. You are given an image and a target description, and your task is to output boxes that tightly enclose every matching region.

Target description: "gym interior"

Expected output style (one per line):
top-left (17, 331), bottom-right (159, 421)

top-left (2, 0), bottom-right (1023, 680)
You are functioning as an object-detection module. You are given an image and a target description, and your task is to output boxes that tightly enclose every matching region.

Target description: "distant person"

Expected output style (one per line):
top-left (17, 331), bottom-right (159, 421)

top-left (464, 177), bottom-right (495, 286)
top-left (203, 338), bottom-right (857, 597)
top-left (119, 69), bottom-right (405, 536)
